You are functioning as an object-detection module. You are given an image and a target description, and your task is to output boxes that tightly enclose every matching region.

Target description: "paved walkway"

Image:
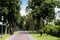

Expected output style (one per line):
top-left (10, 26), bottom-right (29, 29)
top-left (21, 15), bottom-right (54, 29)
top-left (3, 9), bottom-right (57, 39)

top-left (6, 31), bottom-right (36, 40)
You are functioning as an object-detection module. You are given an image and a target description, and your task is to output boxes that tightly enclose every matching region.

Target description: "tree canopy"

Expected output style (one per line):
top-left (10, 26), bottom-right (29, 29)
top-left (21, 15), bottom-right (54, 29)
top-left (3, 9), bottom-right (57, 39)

top-left (26, 0), bottom-right (60, 32)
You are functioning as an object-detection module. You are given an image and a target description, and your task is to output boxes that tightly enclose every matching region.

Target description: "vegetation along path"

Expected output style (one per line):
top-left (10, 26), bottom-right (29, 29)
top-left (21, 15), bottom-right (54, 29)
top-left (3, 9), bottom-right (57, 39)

top-left (6, 31), bottom-right (36, 40)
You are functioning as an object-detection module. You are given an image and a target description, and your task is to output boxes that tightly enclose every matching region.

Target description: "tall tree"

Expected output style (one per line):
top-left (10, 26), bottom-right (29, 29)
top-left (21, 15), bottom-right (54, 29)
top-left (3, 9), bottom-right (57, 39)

top-left (0, 0), bottom-right (21, 34)
top-left (27, 0), bottom-right (59, 32)
top-left (7, 0), bottom-right (20, 24)
top-left (0, 0), bottom-right (9, 34)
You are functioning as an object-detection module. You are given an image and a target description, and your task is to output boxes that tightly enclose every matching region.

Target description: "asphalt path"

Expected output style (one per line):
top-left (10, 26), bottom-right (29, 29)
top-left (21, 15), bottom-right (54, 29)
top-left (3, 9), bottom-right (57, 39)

top-left (6, 31), bottom-right (36, 40)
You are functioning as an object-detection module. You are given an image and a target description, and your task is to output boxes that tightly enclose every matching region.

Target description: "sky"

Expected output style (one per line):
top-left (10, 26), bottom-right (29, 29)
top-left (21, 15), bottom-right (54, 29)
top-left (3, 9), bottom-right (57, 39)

top-left (54, 6), bottom-right (60, 19)
top-left (54, 6), bottom-right (60, 13)
top-left (20, 0), bottom-right (28, 16)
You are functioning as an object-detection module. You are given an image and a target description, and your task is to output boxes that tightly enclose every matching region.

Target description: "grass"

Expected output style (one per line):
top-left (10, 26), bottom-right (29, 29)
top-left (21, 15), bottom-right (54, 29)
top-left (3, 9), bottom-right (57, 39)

top-left (0, 34), bottom-right (10, 40)
top-left (29, 31), bottom-right (60, 40)
top-left (0, 31), bottom-right (17, 40)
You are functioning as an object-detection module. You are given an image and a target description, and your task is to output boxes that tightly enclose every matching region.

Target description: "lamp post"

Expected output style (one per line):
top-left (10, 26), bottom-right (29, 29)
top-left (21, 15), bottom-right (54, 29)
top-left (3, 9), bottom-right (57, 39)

top-left (1, 16), bottom-right (4, 38)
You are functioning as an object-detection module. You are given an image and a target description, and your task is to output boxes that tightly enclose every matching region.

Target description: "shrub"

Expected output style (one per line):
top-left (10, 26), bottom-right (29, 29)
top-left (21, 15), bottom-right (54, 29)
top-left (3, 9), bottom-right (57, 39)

top-left (44, 23), bottom-right (55, 34)
top-left (43, 23), bottom-right (60, 37)
top-left (40, 29), bottom-right (44, 35)
top-left (54, 19), bottom-right (60, 25)
top-left (57, 26), bottom-right (60, 37)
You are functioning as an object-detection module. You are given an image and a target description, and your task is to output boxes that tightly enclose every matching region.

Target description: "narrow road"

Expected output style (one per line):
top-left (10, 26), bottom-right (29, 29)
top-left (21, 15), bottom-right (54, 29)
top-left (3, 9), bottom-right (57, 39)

top-left (6, 31), bottom-right (35, 40)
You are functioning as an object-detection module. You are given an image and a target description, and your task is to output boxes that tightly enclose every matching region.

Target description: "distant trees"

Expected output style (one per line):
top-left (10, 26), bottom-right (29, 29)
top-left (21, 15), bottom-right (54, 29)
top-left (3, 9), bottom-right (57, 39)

top-left (19, 16), bottom-right (25, 30)
top-left (25, 13), bottom-right (33, 30)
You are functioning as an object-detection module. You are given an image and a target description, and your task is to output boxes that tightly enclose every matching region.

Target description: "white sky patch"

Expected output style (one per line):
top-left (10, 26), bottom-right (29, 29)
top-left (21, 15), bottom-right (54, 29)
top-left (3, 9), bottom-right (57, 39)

top-left (20, 6), bottom-right (27, 16)
top-left (20, 0), bottom-right (28, 16)
top-left (54, 6), bottom-right (60, 19)
top-left (20, 9), bottom-right (26, 16)
top-left (54, 6), bottom-right (60, 12)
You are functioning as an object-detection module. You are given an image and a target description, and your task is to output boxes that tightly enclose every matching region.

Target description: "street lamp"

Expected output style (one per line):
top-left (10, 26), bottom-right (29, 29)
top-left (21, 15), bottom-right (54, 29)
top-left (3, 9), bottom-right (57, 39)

top-left (1, 16), bottom-right (4, 21)
top-left (1, 16), bottom-right (4, 38)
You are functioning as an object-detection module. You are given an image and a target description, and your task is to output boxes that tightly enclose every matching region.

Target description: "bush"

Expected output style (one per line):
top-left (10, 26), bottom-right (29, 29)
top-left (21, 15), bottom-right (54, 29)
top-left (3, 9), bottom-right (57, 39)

top-left (40, 29), bottom-right (44, 35)
top-left (54, 19), bottom-right (60, 25)
top-left (43, 23), bottom-right (60, 37)
top-left (57, 26), bottom-right (60, 37)
top-left (44, 23), bottom-right (55, 34)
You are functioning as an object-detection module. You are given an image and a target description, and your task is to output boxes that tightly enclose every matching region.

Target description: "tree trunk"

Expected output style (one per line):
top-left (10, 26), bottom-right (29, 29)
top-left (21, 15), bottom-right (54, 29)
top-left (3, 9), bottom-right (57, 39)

top-left (5, 25), bottom-right (8, 34)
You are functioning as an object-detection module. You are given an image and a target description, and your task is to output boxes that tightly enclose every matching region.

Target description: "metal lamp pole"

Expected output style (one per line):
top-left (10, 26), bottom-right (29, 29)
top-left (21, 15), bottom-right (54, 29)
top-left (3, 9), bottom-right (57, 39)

top-left (1, 16), bottom-right (4, 38)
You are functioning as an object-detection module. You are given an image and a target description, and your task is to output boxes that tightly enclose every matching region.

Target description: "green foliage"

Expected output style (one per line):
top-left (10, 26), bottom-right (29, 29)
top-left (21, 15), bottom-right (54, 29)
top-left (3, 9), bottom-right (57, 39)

top-left (54, 19), bottom-right (60, 25)
top-left (27, 0), bottom-right (59, 32)
top-left (27, 0), bottom-right (58, 19)
top-left (57, 26), bottom-right (60, 37)
top-left (0, 0), bottom-right (21, 34)
top-left (0, 0), bottom-right (21, 24)
top-left (43, 23), bottom-right (60, 37)
top-left (8, 0), bottom-right (20, 22)
top-left (39, 29), bottom-right (44, 35)
top-left (19, 16), bottom-right (26, 30)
